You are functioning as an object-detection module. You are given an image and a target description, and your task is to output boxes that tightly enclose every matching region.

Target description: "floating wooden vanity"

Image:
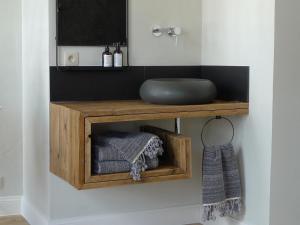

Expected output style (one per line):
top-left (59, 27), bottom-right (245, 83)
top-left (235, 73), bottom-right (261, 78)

top-left (50, 100), bottom-right (249, 190)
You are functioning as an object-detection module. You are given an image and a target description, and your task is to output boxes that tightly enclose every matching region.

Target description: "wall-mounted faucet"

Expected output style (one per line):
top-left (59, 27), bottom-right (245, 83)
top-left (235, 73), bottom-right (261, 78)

top-left (152, 25), bottom-right (182, 46)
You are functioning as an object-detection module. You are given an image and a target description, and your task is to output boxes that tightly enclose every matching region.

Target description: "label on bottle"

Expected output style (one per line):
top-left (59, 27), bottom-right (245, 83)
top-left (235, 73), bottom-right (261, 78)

top-left (114, 53), bottom-right (123, 67)
top-left (103, 55), bottom-right (113, 67)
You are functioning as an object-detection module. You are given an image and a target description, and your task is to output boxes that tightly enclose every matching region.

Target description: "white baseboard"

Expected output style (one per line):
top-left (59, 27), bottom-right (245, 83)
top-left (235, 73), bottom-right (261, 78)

top-left (204, 217), bottom-right (248, 225)
top-left (20, 199), bottom-right (248, 225)
top-left (21, 197), bottom-right (48, 225)
top-left (0, 196), bottom-right (21, 216)
top-left (49, 204), bottom-right (202, 225)
top-left (21, 199), bottom-right (202, 225)
top-left (227, 218), bottom-right (248, 225)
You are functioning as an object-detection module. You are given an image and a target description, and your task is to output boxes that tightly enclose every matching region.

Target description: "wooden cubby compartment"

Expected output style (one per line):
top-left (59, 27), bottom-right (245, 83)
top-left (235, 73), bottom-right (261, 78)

top-left (50, 100), bottom-right (249, 189)
top-left (85, 125), bottom-right (192, 188)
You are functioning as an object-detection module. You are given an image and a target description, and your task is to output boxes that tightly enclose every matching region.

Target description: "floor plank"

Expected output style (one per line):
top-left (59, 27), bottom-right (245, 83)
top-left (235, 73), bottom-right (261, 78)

top-left (0, 216), bottom-right (29, 225)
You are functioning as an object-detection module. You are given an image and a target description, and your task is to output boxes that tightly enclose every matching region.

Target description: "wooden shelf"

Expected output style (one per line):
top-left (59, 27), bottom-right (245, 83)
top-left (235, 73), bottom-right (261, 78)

top-left (50, 100), bottom-right (248, 190)
top-left (51, 100), bottom-right (249, 119)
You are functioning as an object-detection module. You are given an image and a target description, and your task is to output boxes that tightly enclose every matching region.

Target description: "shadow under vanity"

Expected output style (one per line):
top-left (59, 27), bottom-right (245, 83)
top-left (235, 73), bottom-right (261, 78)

top-left (50, 66), bottom-right (249, 190)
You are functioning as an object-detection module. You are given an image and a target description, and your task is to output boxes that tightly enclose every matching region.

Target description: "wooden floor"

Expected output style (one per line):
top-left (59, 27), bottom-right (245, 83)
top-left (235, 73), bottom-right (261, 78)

top-left (0, 215), bottom-right (202, 225)
top-left (0, 216), bottom-right (29, 225)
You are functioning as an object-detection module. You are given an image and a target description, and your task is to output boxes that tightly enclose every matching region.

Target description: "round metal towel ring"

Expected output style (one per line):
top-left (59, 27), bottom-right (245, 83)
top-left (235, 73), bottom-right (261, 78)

top-left (201, 116), bottom-right (235, 147)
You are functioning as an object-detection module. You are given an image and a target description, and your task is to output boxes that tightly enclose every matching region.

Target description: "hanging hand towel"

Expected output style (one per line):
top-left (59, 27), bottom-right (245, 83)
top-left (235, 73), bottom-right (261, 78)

top-left (93, 131), bottom-right (164, 181)
top-left (202, 143), bottom-right (242, 221)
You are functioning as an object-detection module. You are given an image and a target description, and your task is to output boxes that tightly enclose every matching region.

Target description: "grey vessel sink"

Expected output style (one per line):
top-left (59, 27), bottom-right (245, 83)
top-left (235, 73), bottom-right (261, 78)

top-left (140, 78), bottom-right (217, 105)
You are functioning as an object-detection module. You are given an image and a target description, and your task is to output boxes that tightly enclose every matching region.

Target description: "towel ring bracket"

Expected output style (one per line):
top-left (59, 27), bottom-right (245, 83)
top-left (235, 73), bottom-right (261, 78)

top-left (201, 116), bottom-right (235, 147)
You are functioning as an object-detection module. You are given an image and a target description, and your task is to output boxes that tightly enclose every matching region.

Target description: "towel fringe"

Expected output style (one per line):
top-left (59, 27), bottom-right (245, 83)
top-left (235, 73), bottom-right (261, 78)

top-left (144, 137), bottom-right (164, 159)
top-left (130, 153), bottom-right (148, 181)
top-left (130, 137), bottom-right (164, 181)
top-left (203, 198), bottom-right (242, 222)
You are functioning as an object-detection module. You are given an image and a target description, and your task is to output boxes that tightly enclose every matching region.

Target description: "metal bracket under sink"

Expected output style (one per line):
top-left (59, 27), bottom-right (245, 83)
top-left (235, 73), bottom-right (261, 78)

top-left (175, 118), bottom-right (181, 134)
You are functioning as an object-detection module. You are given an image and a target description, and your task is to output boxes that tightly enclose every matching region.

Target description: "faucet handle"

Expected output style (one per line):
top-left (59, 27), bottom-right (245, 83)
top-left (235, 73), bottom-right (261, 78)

top-left (152, 25), bottom-right (163, 37)
top-left (168, 27), bottom-right (182, 37)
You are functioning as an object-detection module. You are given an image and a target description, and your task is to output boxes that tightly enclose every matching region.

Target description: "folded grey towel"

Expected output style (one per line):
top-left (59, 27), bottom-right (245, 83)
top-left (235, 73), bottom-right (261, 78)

top-left (93, 144), bottom-right (125, 161)
top-left (93, 157), bottom-right (159, 175)
top-left (94, 131), bottom-right (164, 163)
top-left (94, 161), bottom-right (130, 174)
top-left (202, 143), bottom-right (242, 221)
top-left (93, 131), bottom-right (164, 181)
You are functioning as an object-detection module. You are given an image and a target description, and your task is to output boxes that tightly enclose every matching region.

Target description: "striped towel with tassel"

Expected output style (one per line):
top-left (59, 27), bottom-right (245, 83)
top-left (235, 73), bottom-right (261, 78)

top-left (202, 143), bottom-right (242, 221)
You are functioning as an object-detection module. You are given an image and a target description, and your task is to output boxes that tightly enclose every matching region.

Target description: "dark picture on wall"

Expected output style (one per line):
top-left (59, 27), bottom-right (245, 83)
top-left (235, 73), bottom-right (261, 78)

top-left (57, 0), bottom-right (127, 46)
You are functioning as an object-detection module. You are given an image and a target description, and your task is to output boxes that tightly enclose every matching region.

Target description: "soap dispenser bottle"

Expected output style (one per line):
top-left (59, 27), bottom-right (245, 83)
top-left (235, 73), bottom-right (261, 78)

top-left (102, 46), bottom-right (113, 67)
top-left (113, 43), bottom-right (123, 68)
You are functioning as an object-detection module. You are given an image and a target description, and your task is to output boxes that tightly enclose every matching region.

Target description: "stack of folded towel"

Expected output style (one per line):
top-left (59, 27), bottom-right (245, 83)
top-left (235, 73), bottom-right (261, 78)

top-left (92, 131), bottom-right (164, 181)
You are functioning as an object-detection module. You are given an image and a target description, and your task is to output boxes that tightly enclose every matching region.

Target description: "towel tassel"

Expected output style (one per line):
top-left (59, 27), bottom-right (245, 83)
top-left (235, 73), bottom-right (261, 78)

top-left (130, 137), bottom-right (164, 181)
top-left (130, 153), bottom-right (148, 181)
top-left (203, 198), bottom-right (242, 222)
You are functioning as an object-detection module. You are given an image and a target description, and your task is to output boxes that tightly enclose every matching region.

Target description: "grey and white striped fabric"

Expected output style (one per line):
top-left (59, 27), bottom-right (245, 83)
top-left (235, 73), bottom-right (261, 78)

top-left (93, 131), bottom-right (163, 163)
top-left (93, 157), bottom-right (160, 175)
top-left (93, 144), bottom-right (125, 161)
top-left (202, 143), bottom-right (242, 221)
top-left (92, 131), bottom-right (164, 181)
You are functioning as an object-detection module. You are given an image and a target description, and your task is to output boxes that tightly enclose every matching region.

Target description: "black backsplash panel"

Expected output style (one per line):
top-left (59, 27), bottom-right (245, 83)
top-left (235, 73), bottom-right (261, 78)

top-left (144, 66), bottom-right (201, 79)
top-left (200, 66), bottom-right (249, 102)
top-left (50, 66), bottom-right (249, 102)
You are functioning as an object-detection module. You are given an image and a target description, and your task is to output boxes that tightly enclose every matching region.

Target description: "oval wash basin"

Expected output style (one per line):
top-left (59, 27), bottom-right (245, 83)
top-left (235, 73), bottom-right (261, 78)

top-left (140, 78), bottom-right (217, 105)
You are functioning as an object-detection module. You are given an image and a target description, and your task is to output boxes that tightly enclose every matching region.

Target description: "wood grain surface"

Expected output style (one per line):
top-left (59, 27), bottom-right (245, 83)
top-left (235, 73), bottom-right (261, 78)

top-left (0, 216), bottom-right (29, 225)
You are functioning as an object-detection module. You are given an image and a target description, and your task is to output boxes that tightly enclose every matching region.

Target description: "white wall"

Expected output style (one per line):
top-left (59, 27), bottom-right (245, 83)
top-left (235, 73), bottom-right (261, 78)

top-left (0, 0), bottom-right (22, 197)
top-left (22, 0), bottom-right (277, 224)
top-left (270, 1), bottom-right (300, 224)
top-left (49, 0), bottom-right (202, 66)
top-left (22, 0), bottom-right (50, 220)
top-left (200, 1), bottom-right (275, 225)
